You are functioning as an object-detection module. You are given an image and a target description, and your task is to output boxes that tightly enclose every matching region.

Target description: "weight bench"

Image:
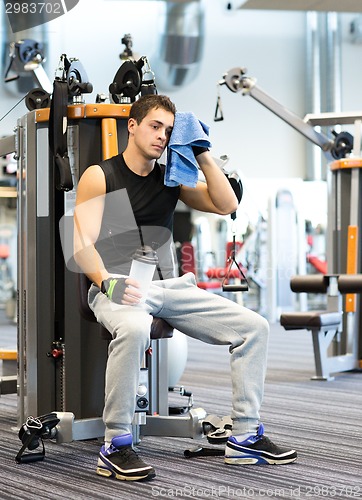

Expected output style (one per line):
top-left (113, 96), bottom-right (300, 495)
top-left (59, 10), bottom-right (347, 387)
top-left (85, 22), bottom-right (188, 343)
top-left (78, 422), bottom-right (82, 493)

top-left (280, 274), bottom-right (361, 380)
top-left (55, 273), bottom-right (207, 444)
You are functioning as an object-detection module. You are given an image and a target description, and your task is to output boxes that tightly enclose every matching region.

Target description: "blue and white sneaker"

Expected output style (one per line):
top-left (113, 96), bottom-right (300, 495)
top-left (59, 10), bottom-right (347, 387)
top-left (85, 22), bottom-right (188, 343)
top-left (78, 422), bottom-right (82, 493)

top-left (225, 424), bottom-right (297, 465)
top-left (97, 434), bottom-right (155, 481)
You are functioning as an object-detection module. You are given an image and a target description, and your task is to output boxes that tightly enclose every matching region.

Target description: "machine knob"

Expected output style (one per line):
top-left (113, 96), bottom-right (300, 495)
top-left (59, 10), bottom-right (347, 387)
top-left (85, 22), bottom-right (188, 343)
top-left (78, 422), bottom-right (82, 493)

top-left (136, 397), bottom-right (148, 409)
top-left (50, 348), bottom-right (63, 359)
top-left (137, 384), bottom-right (148, 397)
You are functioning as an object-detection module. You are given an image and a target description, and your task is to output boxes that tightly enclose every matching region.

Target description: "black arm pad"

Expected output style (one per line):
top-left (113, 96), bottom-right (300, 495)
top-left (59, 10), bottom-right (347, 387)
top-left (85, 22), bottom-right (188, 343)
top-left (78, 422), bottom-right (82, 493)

top-left (290, 275), bottom-right (328, 293)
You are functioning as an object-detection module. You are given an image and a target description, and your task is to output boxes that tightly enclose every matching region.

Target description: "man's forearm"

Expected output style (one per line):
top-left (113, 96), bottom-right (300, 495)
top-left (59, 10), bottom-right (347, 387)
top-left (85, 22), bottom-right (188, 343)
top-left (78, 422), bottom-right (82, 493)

top-left (74, 244), bottom-right (108, 288)
top-left (197, 152), bottom-right (238, 214)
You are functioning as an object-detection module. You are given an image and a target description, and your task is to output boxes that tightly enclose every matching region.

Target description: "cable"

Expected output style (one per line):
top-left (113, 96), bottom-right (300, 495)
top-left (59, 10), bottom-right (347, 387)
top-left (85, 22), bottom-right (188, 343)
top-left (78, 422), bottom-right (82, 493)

top-left (0, 95), bottom-right (26, 123)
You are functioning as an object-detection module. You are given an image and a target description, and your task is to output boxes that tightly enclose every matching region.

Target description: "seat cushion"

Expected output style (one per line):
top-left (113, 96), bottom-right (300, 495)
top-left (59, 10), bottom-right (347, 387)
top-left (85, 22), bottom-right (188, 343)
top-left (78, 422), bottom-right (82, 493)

top-left (100, 317), bottom-right (174, 342)
top-left (280, 311), bottom-right (342, 330)
top-left (150, 317), bottom-right (174, 339)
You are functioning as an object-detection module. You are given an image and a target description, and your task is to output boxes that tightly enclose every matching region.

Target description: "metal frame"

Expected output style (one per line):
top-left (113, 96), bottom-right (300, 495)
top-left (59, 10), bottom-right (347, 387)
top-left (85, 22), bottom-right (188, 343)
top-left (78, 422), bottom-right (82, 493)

top-left (310, 324), bottom-right (358, 381)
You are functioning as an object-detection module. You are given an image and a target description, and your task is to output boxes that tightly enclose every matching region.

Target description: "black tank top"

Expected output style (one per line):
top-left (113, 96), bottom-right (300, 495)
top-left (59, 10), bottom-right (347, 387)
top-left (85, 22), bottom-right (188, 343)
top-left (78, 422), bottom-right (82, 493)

top-left (95, 154), bottom-right (180, 276)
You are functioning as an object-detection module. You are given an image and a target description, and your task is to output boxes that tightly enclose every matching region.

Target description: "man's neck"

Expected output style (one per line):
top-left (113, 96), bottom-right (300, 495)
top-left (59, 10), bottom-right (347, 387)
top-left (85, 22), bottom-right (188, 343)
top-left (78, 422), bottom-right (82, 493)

top-left (123, 147), bottom-right (155, 177)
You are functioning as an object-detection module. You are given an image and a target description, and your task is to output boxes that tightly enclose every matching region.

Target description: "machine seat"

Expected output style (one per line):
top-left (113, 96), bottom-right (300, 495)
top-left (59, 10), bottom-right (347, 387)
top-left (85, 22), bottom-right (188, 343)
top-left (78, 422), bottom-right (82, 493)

top-left (280, 310), bottom-right (342, 330)
top-left (77, 273), bottom-right (173, 340)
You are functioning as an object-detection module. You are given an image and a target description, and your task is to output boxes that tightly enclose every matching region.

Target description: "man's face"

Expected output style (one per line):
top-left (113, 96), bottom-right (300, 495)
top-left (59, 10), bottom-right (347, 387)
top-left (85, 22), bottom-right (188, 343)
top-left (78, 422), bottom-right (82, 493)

top-left (128, 108), bottom-right (174, 160)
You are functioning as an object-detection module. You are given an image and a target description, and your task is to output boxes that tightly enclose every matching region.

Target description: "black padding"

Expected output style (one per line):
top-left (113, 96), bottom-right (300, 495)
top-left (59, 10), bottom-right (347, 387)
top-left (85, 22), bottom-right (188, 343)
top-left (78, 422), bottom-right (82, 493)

top-left (338, 274), bottom-right (362, 293)
top-left (77, 273), bottom-right (96, 323)
top-left (290, 274), bottom-right (329, 294)
top-left (150, 317), bottom-right (174, 339)
top-left (48, 79), bottom-right (73, 191)
top-left (280, 311), bottom-right (342, 330)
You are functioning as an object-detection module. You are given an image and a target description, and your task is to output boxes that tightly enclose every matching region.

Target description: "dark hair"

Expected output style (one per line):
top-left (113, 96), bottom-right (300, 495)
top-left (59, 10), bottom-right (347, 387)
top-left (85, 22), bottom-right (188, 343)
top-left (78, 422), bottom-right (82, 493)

top-left (129, 95), bottom-right (176, 124)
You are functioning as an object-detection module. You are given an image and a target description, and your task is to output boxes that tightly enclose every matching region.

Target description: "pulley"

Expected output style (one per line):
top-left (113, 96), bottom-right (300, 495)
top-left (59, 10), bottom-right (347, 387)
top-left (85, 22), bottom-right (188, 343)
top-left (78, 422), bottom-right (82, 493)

top-left (109, 60), bottom-right (142, 102)
top-left (4, 39), bottom-right (45, 83)
top-left (25, 87), bottom-right (51, 111)
top-left (222, 67), bottom-right (249, 93)
top-left (66, 59), bottom-right (93, 97)
top-left (330, 131), bottom-right (354, 160)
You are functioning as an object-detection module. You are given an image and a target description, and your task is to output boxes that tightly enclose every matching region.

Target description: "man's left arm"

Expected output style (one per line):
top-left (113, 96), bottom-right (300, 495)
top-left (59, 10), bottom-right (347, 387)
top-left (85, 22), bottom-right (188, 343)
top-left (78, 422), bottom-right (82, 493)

top-left (179, 151), bottom-right (239, 215)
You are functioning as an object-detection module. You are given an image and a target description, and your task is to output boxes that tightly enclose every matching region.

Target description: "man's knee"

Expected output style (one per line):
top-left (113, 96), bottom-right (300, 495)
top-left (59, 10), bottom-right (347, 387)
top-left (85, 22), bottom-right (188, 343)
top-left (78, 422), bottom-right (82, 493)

top-left (245, 310), bottom-right (269, 342)
top-left (258, 315), bottom-right (269, 336)
top-left (112, 314), bottom-right (152, 347)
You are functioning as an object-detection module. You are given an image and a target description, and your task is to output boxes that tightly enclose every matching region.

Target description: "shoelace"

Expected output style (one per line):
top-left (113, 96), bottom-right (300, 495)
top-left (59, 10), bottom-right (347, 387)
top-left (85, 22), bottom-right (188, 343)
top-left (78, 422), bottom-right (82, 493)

top-left (252, 435), bottom-right (282, 453)
top-left (112, 446), bottom-right (146, 467)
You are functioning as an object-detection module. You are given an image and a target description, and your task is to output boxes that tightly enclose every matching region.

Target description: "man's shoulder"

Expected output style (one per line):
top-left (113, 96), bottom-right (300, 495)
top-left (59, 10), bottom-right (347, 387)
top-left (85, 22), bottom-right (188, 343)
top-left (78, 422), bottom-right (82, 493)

top-left (81, 164), bottom-right (104, 178)
top-left (77, 164), bottom-right (106, 201)
top-left (99, 154), bottom-right (124, 170)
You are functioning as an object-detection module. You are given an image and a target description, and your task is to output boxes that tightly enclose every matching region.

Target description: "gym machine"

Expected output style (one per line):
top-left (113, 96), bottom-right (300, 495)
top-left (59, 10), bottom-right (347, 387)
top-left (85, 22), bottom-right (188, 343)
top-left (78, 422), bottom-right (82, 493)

top-left (217, 67), bottom-right (362, 380)
top-left (1, 44), bottom-right (236, 462)
top-left (18, 52), bottom-right (207, 444)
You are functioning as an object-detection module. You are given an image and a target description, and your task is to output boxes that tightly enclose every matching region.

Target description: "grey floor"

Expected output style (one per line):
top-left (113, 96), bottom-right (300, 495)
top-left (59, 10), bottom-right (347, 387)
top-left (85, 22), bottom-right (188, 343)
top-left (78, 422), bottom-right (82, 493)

top-left (0, 309), bottom-right (361, 499)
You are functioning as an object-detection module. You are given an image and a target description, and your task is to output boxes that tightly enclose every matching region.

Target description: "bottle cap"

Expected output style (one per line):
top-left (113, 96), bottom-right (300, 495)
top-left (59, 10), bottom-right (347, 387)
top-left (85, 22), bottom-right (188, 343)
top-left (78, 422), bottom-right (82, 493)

top-left (132, 246), bottom-right (158, 265)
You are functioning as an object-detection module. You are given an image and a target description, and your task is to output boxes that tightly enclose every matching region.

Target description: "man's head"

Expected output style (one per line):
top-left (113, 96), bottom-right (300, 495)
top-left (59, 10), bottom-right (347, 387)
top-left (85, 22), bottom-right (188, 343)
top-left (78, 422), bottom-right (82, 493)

top-left (129, 95), bottom-right (176, 124)
top-left (126, 95), bottom-right (176, 162)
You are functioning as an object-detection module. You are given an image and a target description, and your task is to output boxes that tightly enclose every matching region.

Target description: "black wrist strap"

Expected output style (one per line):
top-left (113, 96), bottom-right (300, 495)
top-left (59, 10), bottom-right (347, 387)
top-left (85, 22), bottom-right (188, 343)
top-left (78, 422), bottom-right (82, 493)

top-left (192, 145), bottom-right (209, 157)
top-left (101, 279), bottom-right (109, 294)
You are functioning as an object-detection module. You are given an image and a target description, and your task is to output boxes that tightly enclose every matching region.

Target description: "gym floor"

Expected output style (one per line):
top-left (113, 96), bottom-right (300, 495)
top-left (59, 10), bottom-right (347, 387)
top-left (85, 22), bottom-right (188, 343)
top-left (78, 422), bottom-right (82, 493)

top-left (0, 311), bottom-right (361, 499)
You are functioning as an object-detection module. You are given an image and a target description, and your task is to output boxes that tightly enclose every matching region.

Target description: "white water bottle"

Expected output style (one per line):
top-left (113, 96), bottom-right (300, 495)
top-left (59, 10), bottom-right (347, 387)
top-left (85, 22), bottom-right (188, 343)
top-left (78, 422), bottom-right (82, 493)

top-left (129, 246), bottom-right (158, 302)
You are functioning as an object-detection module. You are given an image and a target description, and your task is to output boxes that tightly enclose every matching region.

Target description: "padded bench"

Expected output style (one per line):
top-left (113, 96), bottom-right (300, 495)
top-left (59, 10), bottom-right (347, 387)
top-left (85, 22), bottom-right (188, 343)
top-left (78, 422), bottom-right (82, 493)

top-left (280, 310), bottom-right (342, 381)
top-left (279, 274), bottom-right (360, 380)
top-left (280, 310), bottom-right (342, 331)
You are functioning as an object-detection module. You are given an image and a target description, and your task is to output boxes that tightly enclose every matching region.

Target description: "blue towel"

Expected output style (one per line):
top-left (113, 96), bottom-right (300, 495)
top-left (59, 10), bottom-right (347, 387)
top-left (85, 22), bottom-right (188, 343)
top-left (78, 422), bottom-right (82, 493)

top-left (165, 112), bottom-right (211, 188)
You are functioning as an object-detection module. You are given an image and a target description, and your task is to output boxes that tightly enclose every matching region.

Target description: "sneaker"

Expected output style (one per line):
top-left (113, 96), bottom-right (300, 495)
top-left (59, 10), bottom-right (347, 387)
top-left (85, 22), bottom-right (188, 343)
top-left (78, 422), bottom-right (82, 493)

top-left (97, 434), bottom-right (156, 481)
top-left (225, 423), bottom-right (297, 465)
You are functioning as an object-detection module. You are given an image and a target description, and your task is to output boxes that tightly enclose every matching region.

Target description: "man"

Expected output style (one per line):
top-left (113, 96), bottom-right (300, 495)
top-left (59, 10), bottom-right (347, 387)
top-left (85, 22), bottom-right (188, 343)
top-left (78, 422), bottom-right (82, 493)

top-left (74, 94), bottom-right (297, 482)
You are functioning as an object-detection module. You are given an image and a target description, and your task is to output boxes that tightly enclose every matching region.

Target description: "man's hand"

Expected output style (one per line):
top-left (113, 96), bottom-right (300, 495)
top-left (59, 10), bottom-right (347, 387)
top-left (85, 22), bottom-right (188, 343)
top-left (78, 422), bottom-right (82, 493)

top-left (101, 277), bottom-right (142, 305)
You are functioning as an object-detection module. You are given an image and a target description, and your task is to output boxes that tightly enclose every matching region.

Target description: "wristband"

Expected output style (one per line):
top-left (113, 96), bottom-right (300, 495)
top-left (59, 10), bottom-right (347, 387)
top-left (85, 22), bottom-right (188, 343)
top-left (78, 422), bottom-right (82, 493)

top-left (192, 145), bottom-right (209, 157)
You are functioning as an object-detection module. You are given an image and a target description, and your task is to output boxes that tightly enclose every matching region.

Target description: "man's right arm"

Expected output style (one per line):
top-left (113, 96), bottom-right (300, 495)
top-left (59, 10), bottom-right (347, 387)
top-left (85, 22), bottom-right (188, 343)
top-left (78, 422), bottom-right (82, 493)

top-left (73, 165), bottom-right (142, 305)
top-left (73, 165), bottom-right (108, 288)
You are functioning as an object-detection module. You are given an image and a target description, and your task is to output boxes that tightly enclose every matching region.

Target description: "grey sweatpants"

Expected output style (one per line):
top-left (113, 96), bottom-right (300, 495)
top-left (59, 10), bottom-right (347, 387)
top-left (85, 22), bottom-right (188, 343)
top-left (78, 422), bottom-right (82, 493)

top-left (88, 272), bottom-right (269, 442)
